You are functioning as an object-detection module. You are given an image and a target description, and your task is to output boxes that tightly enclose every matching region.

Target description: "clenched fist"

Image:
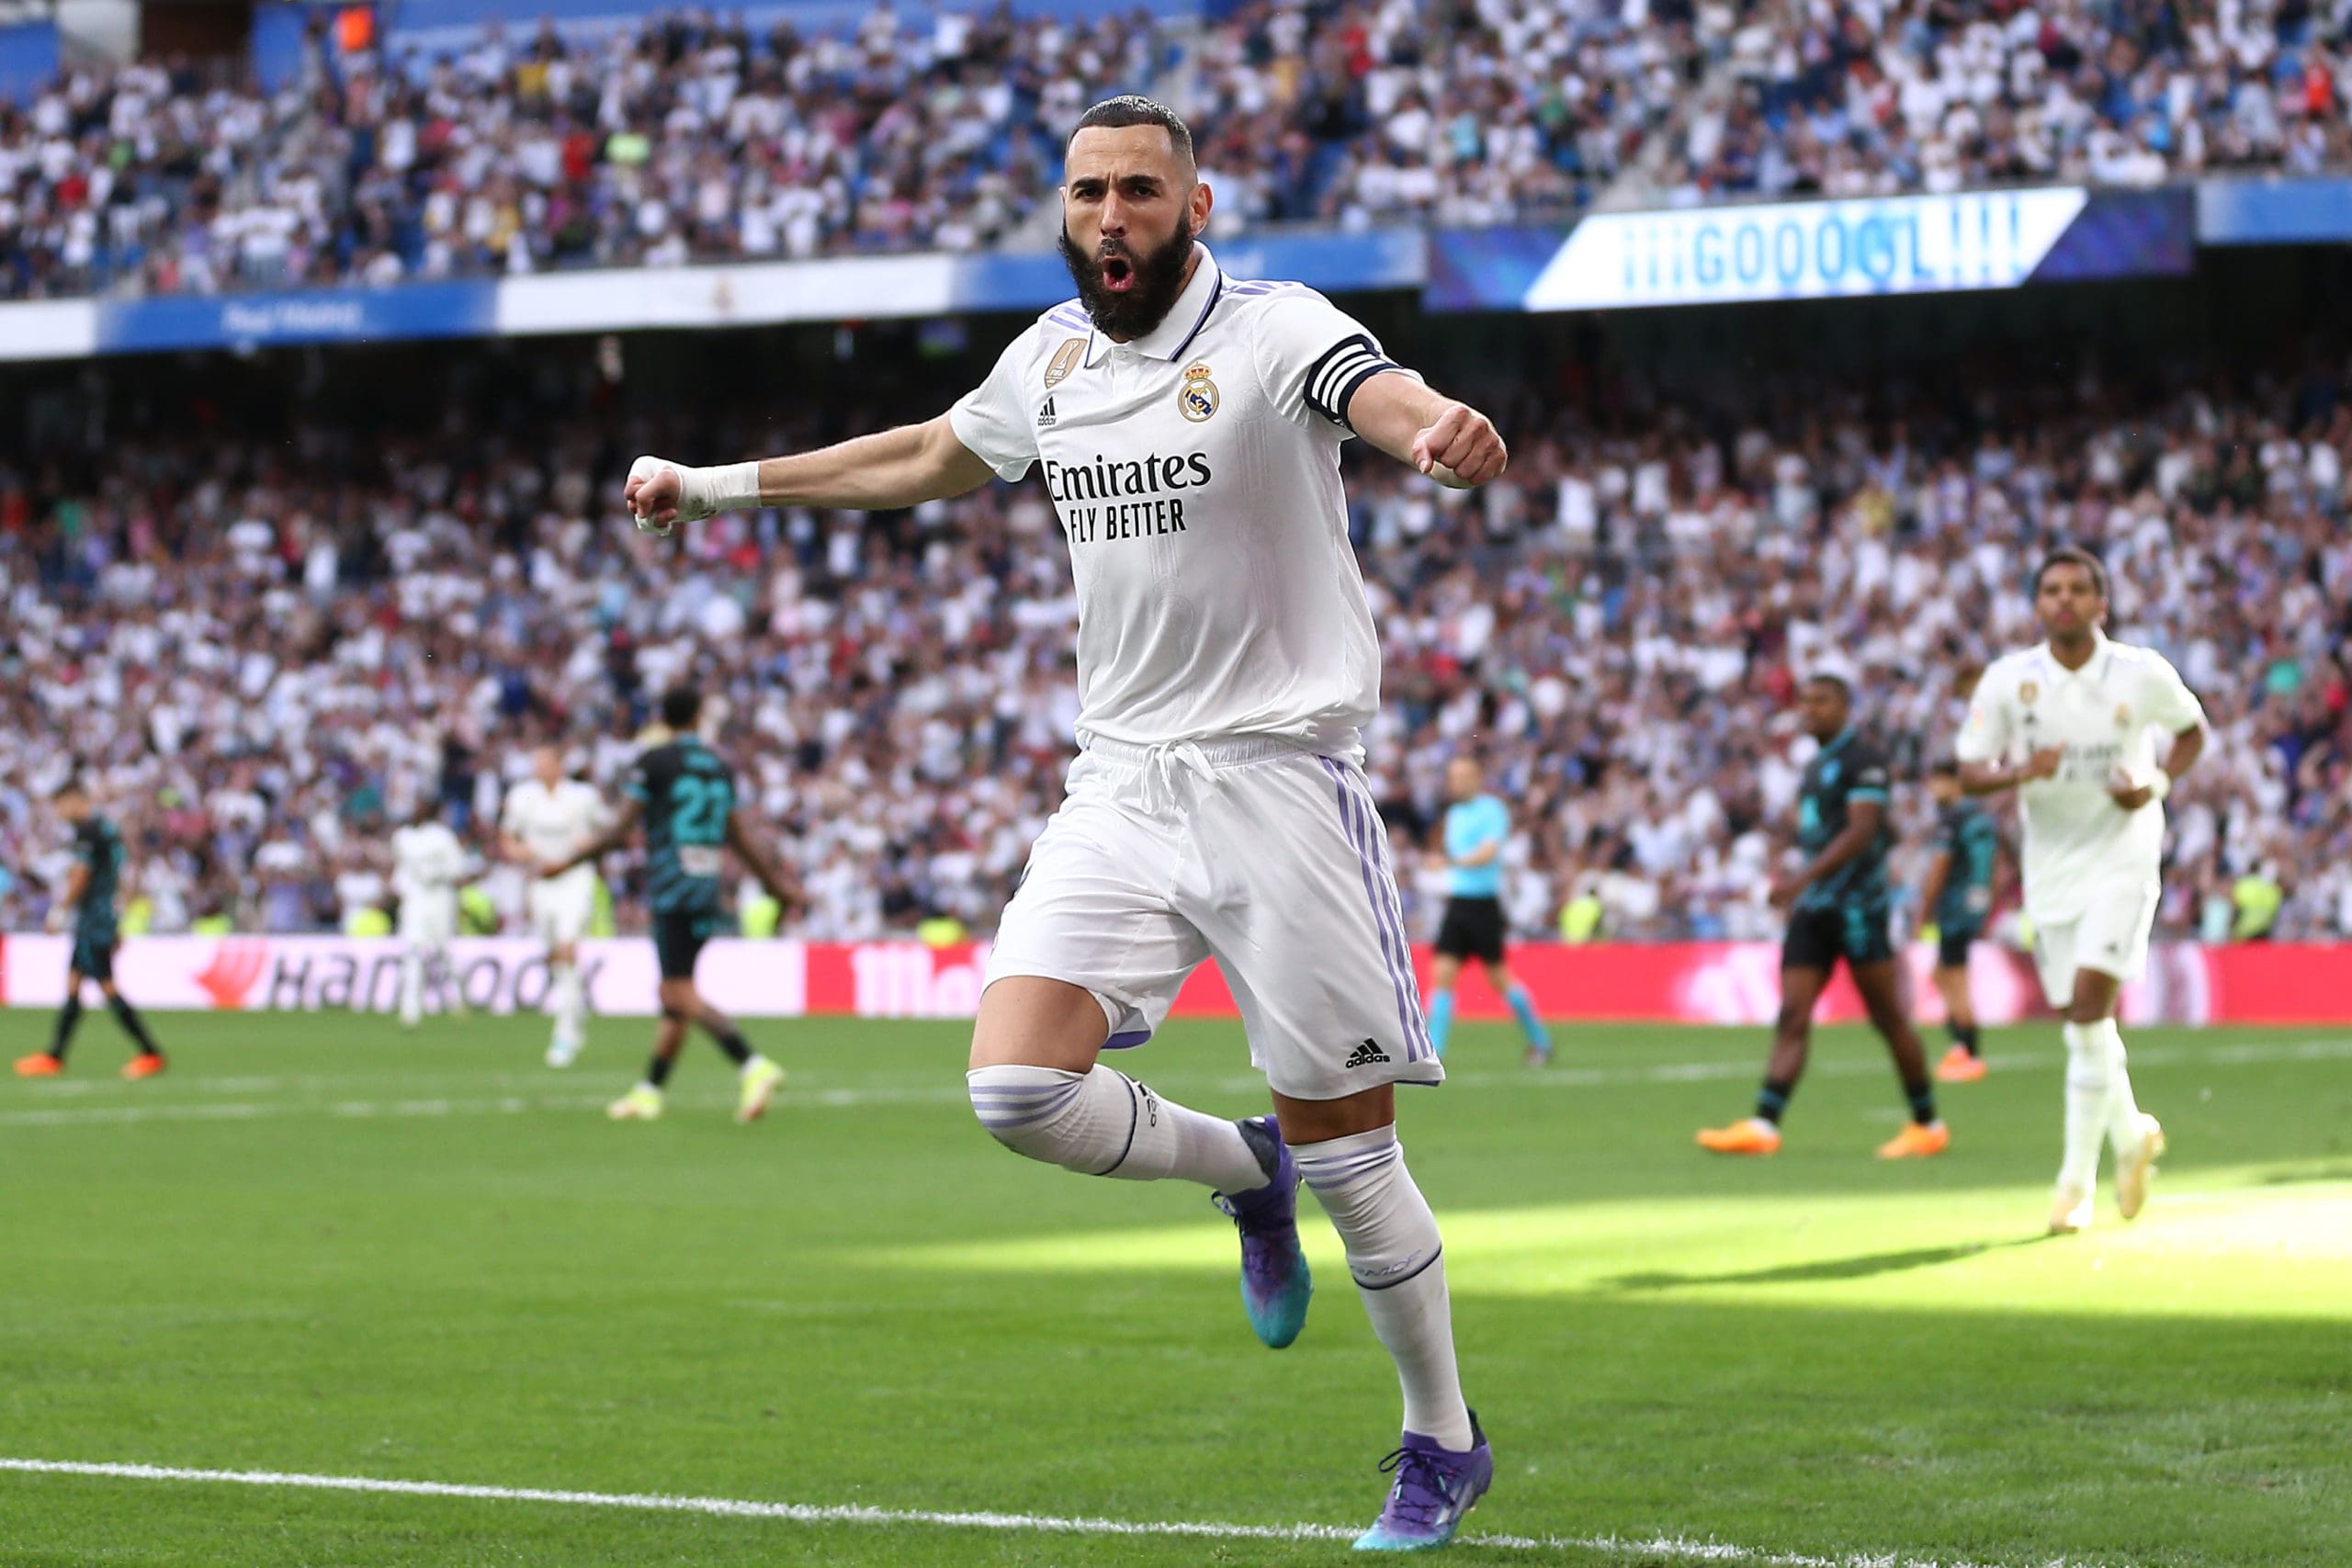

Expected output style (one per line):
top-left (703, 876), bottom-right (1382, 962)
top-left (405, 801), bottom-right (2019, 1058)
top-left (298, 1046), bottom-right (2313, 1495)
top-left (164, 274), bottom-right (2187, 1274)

top-left (624, 456), bottom-right (763, 536)
top-left (1410, 403), bottom-right (1508, 490)
top-left (625, 456), bottom-right (689, 536)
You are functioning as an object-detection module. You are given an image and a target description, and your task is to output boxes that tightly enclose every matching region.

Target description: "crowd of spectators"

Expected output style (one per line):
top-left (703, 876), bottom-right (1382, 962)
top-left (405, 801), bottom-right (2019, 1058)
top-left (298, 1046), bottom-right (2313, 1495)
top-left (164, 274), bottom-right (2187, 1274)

top-left (1649, 0), bottom-right (2352, 207)
top-left (6, 0), bottom-right (2351, 299)
top-left (0, 4), bottom-right (1168, 299)
top-left (4, 344), bottom-right (2347, 946)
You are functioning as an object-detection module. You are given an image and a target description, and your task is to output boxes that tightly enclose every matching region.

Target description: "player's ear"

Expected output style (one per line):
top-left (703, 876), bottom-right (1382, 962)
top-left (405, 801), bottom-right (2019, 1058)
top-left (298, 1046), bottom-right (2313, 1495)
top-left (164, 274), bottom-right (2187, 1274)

top-left (1188, 177), bottom-right (1213, 237)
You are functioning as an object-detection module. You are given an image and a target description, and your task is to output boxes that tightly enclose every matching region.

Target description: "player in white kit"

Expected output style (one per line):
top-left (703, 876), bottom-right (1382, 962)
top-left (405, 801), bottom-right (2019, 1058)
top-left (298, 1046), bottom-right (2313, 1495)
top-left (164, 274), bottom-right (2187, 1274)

top-left (623, 96), bottom-right (1503, 1551)
top-left (1955, 548), bottom-right (2208, 1234)
top-left (390, 805), bottom-right (474, 1029)
top-left (500, 746), bottom-right (606, 1066)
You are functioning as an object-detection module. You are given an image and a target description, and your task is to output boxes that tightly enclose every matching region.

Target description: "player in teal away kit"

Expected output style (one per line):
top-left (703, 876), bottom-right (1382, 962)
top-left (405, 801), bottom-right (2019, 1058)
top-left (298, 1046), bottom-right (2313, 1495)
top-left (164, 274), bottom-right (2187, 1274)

top-left (16, 777), bottom-right (165, 1079)
top-left (1918, 758), bottom-right (2001, 1083)
top-left (541, 686), bottom-right (800, 1123)
top-left (1696, 676), bottom-right (1947, 1158)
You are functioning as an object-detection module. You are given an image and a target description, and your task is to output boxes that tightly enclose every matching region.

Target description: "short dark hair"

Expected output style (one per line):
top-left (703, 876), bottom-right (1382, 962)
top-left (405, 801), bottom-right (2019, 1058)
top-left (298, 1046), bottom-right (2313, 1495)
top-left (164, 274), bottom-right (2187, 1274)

top-left (1069, 96), bottom-right (1195, 172)
top-left (660, 685), bottom-right (702, 729)
top-left (1928, 757), bottom-right (1961, 779)
top-left (1803, 671), bottom-right (1853, 704)
top-left (2034, 546), bottom-right (2109, 602)
top-left (54, 773), bottom-right (89, 802)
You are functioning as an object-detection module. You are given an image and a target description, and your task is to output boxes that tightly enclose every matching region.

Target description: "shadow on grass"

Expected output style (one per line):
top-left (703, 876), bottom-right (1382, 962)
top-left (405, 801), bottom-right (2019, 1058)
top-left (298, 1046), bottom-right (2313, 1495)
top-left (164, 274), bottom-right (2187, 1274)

top-left (1601, 1233), bottom-right (2056, 1291)
top-left (2257, 1164), bottom-right (2352, 1187)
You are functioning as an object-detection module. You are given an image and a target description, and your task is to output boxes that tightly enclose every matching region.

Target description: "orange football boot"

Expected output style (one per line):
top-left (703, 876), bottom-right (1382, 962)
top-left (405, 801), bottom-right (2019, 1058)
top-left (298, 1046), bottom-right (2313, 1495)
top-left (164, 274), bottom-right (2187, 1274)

top-left (121, 1054), bottom-right (168, 1081)
top-left (1877, 1121), bottom-right (1951, 1159)
top-left (1935, 1046), bottom-right (1988, 1083)
top-left (14, 1053), bottom-right (63, 1077)
top-left (1696, 1119), bottom-right (1782, 1156)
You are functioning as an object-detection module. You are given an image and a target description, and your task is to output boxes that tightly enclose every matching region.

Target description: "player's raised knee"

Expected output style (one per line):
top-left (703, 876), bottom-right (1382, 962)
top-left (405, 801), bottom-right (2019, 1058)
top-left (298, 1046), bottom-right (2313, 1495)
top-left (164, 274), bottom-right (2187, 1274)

top-left (966, 1063), bottom-right (1135, 1175)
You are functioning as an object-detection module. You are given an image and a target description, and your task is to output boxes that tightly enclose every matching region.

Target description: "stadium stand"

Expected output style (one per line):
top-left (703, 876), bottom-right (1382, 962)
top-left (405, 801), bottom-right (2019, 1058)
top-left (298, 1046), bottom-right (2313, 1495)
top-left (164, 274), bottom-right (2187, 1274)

top-left (6, 0), bottom-right (2349, 299)
top-left (3, 333), bottom-right (2346, 944)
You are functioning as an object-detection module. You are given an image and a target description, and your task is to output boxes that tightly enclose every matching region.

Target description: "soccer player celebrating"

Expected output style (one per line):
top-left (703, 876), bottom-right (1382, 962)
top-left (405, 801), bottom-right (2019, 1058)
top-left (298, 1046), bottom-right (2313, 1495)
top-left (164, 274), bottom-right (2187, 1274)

top-left (1699, 675), bottom-right (1950, 1159)
top-left (623, 96), bottom-right (1502, 1549)
top-left (541, 687), bottom-right (795, 1125)
top-left (16, 777), bottom-right (165, 1079)
top-left (1917, 758), bottom-right (2001, 1083)
top-left (1424, 757), bottom-right (1552, 1065)
top-left (1955, 547), bottom-right (2205, 1234)
top-left (500, 745), bottom-right (607, 1066)
top-left (390, 803), bottom-right (472, 1030)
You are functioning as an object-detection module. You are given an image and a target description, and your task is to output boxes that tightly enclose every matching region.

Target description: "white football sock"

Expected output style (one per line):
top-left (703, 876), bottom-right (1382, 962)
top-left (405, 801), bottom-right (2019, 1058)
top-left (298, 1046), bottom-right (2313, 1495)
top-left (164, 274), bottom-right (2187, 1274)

top-left (2096, 1018), bottom-right (2145, 1150)
top-left (1295, 1125), bottom-right (1474, 1451)
top-left (2059, 1021), bottom-right (2110, 1194)
top-left (550, 963), bottom-right (586, 1042)
top-left (399, 950), bottom-right (424, 1026)
top-left (966, 1064), bottom-right (1266, 1190)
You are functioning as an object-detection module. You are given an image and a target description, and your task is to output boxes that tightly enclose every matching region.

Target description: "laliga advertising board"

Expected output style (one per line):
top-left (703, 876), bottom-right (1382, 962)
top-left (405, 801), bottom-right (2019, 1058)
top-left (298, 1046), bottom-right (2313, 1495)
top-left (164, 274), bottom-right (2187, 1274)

top-left (0, 937), bottom-right (994, 1021)
top-left (0, 935), bottom-right (805, 1018)
top-left (3, 934), bottom-right (2344, 1026)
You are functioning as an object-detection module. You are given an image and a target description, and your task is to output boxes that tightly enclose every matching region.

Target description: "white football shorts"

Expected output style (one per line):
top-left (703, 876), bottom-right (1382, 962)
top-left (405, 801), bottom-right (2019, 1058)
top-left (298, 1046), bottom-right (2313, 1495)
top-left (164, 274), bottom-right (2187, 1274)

top-left (528, 874), bottom-right (595, 946)
top-left (398, 892), bottom-right (458, 947)
top-left (986, 737), bottom-right (1444, 1102)
top-left (2031, 879), bottom-right (2160, 1006)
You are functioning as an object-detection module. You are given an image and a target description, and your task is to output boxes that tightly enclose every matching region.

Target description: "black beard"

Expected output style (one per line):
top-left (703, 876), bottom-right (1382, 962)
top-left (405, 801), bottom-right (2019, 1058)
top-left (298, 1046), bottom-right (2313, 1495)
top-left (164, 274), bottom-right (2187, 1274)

top-left (1058, 216), bottom-right (1196, 341)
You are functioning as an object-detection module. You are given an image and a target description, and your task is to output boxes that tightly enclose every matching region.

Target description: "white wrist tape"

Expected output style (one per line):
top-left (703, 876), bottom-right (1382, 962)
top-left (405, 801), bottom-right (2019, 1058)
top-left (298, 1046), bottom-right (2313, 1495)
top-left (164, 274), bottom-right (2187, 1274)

top-left (628, 455), bottom-right (763, 527)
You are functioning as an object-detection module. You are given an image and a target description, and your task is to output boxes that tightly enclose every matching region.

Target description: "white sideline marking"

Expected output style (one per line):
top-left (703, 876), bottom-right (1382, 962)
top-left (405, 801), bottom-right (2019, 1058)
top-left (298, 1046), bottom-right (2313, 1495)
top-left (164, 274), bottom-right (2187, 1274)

top-left (6, 1038), bottom-right (2347, 1129)
top-left (0, 1456), bottom-right (2124, 1567)
top-left (0, 1095), bottom-right (608, 1127)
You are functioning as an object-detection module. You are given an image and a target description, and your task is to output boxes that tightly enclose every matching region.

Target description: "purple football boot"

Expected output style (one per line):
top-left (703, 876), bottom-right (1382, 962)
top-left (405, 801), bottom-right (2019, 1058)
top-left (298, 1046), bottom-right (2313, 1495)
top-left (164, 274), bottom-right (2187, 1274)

top-left (1353, 1412), bottom-right (1494, 1552)
top-left (1210, 1115), bottom-right (1312, 1349)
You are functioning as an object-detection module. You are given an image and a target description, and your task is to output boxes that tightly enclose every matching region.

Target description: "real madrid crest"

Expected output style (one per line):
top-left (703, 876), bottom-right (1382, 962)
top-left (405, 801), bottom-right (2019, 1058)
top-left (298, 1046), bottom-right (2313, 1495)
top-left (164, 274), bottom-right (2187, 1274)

top-left (2018, 682), bottom-right (2040, 706)
top-left (1178, 362), bottom-right (1219, 423)
top-left (2115, 703), bottom-right (2132, 728)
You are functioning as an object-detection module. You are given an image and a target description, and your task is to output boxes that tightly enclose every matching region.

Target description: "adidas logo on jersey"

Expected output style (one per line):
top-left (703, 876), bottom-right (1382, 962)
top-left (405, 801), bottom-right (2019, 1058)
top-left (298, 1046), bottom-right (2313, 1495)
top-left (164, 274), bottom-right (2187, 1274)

top-left (1344, 1039), bottom-right (1391, 1068)
top-left (1036, 397), bottom-right (1057, 428)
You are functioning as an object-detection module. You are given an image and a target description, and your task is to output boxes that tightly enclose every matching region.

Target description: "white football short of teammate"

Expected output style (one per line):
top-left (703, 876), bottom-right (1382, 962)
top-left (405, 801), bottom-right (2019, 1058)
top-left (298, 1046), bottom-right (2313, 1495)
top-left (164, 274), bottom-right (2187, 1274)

top-left (617, 99), bottom-right (1511, 1546)
top-left (501, 750), bottom-right (605, 1066)
top-left (1956, 548), bottom-right (2207, 1235)
top-left (390, 815), bottom-right (472, 1030)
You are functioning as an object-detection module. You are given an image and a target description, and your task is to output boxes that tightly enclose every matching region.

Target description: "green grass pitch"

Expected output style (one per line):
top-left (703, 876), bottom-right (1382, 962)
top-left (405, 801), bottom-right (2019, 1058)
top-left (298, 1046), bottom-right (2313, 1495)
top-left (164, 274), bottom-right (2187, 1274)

top-left (2, 1008), bottom-right (2347, 1566)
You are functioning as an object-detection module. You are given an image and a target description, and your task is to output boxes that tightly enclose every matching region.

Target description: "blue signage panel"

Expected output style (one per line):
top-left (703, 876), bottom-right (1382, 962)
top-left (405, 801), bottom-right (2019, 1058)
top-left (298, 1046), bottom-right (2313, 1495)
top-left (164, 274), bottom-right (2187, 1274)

top-left (1424, 226), bottom-right (1574, 313)
top-left (2030, 187), bottom-right (2194, 281)
top-left (1521, 188), bottom-right (2091, 311)
top-left (946, 228), bottom-right (1423, 314)
top-left (0, 18), bottom-right (58, 100)
top-left (2199, 175), bottom-right (2352, 244)
top-left (95, 281), bottom-right (498, 355)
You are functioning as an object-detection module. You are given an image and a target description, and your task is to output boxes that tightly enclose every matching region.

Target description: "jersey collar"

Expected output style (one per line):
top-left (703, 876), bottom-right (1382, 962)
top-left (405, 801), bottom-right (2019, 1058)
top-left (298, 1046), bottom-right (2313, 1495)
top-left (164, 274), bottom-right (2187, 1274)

top-left (1818, 725), bottom-right (1857, 759)
top-left (2036, 628), bottom-right (2111, 684)
top-left (1086, 244), bottom-right (1224, 367)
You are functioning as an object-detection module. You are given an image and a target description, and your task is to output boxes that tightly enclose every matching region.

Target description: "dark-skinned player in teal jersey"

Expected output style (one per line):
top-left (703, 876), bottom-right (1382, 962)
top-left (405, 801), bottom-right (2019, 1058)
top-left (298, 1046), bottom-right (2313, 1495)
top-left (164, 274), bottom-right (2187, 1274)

top-left (1696, 674), bottom-right (1949, 1159)
top-left (540, 686), bottom-right (801, 1123)
top-left (17, 777), bottom-right (166, 1080)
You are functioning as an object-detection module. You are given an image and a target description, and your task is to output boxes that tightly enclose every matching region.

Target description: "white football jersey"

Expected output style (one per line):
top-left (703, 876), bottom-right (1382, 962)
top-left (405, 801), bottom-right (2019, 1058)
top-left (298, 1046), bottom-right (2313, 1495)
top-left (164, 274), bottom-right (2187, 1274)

top-left (390, 822), bottom-right (470, 900)
top-left (501, 777), bottom-right (605, 899)
top-left (949, 244), bottom-right (1413, 754)
top-left (1955, 633), bottom-right (2204, 921)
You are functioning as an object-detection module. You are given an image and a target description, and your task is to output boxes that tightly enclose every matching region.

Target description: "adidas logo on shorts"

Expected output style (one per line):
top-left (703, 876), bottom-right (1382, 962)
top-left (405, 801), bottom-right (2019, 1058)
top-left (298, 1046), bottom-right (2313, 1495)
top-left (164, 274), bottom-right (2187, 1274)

top-left (1344, 1039), bottom-right (1391, 1069)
